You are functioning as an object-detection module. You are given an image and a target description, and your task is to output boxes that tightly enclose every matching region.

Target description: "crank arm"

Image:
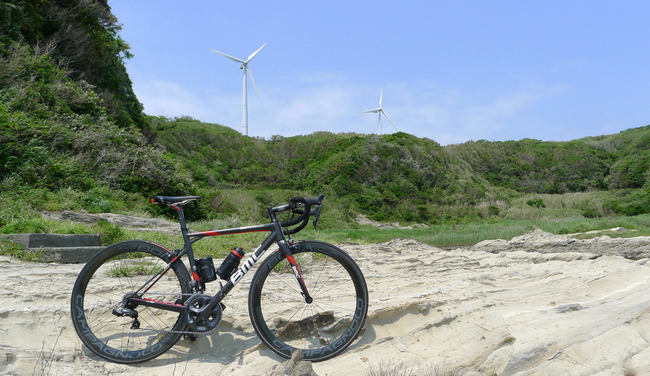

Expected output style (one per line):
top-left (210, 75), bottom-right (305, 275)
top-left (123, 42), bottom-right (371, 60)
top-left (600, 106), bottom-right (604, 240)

top-left (194, 290), bottom-right (225, 323)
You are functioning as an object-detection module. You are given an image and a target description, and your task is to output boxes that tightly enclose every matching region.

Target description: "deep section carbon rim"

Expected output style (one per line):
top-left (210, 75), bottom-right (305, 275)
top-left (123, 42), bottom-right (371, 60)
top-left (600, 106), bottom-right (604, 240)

top-left (249, 241), bottom-right (368, 361)
top-left (70, 240), bottom-right (191, 363)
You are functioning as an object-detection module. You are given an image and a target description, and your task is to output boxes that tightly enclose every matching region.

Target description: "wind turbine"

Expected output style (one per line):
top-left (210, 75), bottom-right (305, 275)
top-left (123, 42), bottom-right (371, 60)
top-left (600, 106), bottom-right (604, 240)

top-left (211, 43), bottom-right (267, 136)
top-left (362, 86), bottom-right (398, 135)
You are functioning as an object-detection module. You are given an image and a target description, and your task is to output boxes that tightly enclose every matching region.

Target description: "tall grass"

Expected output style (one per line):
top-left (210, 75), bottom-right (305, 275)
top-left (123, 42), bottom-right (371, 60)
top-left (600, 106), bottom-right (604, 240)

top-left (307, 214), bottom-right (650, 248)
top-left (1, 185), bottom-right (649, 261)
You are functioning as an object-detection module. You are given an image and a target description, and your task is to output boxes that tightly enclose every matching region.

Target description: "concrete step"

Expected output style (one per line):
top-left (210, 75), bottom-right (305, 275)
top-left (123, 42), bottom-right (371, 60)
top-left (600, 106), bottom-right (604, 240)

top-left (32, 246), bottom-right (105, 263)
top-left (2, 234), bottom-right (105, 263)
top-left (6, 233), bottom-right (102, 248)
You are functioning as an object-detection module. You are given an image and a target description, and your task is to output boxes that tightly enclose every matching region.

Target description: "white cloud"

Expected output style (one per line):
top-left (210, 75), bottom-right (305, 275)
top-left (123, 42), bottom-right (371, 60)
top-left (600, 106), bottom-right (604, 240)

top-left (457, 84), bottom-right (565, 142)
top-left (133, 80), bottom-right (209, 119)
top-left (260, 86), bottom-right (358, 131)
top-left (130, 72), bottom-right (565, 145)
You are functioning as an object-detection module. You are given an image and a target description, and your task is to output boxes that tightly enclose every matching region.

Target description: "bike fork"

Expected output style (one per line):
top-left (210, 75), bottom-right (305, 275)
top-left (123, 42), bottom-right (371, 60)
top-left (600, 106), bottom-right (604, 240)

top-left (279, 240), bottom-right (313, 304)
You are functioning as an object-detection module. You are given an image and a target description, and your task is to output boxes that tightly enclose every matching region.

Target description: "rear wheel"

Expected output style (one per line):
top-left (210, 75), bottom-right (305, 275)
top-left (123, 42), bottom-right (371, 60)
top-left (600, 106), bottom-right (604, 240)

top-left (249, 241), bottom-right (368, 361)
top-left (70, 240), bottom-right (191, 363)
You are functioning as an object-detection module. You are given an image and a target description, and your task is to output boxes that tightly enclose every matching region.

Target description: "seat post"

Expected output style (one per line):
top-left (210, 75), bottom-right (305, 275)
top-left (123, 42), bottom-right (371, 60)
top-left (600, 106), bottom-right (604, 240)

top-left (175, 206), bottom-right (188, 232)
top-left (173, 205), bottom-right (193, 252)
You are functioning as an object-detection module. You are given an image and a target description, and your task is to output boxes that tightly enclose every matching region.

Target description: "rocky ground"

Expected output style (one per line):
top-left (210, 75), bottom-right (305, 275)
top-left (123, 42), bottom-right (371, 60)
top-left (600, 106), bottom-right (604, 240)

top-left (1, 226), bottom-right (649, 375)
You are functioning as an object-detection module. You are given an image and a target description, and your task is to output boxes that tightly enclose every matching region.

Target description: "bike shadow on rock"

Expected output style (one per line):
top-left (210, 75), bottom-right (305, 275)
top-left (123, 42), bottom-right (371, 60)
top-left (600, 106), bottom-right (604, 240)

top-left (349, 322), bottom-right (377, 351)
top-left (78, 321), bottom-right (375, 371)
top-left (129, 326), bottom-right (284, 368)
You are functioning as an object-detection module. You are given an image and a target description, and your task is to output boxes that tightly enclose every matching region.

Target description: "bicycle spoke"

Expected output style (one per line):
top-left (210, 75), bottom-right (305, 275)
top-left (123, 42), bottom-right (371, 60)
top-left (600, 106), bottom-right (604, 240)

top-left (71, 241), bottom-right (191, 363)
top-left (249, 242), bottom-right (368, 361)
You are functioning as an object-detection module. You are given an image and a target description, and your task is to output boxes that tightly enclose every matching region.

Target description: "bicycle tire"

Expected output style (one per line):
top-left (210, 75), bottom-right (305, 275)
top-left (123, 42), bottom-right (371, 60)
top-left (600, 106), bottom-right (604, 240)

top-left (70, 240), bottom-right (191, 363)
top-left (248, 240), bottom-right (368, 362)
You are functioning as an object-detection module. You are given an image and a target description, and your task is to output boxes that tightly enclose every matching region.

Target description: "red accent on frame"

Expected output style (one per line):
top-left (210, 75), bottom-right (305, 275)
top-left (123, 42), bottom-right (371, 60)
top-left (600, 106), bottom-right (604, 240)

top-left (286, 255), bottom-right (307, 286)
top-left (192, 271), bottom-right (201, 281)
top-left (197, 229), bottom-right (269, 237)
top-left (145, 241), bottom-right (173, 253)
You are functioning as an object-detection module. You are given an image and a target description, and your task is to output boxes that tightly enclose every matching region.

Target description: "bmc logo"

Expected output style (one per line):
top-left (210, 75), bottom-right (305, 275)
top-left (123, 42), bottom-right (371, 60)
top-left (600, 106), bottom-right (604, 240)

top-left (230, 252), bottom-right (262, 285)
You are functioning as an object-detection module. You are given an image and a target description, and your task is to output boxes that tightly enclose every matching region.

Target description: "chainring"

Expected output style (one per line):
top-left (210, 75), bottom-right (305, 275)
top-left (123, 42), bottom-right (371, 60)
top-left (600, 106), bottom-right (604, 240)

top-left (184, 294), bottom-right (224, 333)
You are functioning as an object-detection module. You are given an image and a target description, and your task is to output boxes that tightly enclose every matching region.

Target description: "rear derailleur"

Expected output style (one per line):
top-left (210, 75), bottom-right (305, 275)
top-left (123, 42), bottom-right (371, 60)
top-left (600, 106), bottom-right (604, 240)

top-left (112, 304), bottom-right (140, 329)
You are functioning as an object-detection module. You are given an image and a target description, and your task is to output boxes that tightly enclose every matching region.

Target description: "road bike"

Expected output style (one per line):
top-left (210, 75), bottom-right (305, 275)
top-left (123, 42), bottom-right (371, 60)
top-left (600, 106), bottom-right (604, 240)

top-left (70, 194), bottom-right (368, 364)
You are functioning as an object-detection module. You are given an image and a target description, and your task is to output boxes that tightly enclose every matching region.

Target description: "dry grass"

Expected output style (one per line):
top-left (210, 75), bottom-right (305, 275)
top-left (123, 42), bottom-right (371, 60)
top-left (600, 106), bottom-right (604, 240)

top-left (366, 360), bottom-right (464, 376)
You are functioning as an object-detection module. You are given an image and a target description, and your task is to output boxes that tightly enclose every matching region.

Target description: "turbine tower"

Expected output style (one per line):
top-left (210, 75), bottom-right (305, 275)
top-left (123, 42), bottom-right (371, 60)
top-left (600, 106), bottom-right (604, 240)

top-left (362, 86), bottom-right (398, 135)
top-left (211, 43), bottom-right (267, 136)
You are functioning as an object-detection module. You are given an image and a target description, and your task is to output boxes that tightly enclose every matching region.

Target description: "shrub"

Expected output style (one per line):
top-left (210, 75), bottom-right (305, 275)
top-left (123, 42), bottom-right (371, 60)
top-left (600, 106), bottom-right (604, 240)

top-left (527, 198), bottom-right (546, 208)
top-left (606, 186), bottom-right (650, 216)
top-left (94, 220), bottom-right (125, 245)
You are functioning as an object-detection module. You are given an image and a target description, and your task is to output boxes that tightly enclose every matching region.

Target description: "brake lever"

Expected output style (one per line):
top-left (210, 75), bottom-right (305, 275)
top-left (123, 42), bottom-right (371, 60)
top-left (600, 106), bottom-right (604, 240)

top-left (311, 204), bottom-right (322, 231)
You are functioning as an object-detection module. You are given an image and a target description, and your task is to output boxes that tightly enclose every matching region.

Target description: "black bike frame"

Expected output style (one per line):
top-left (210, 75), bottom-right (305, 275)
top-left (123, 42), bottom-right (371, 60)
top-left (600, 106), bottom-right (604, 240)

top-left (127, 202), bottom-right (311, 324)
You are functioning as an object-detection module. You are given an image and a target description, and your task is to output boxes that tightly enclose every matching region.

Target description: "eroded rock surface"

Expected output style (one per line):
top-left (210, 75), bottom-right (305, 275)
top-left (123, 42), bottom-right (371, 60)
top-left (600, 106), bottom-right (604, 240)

top-left (1, 229), bottom-right (649, 375)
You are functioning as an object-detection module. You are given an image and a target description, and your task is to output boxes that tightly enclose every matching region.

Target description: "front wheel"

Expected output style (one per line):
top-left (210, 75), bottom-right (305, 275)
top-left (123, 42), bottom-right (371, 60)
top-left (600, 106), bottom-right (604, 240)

top-left (249, 241), bottom-right (368, 362)
top-left (70, 240), bottom-right (191, 363)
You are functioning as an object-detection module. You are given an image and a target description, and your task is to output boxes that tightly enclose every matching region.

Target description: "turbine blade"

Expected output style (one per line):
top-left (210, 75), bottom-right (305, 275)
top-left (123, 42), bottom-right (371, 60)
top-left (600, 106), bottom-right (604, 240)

top-left (381, 109), bottom-right (398, 130)
top-left (379, 86), bottom-right (384, 107)
top-left (362, 108), bottom-right (380, 113)
top-left (211, 49), bottom-right (245, 64)
top-left (247, 43), bottom-right (268, 62)
top-left (247, 67), bottom-right (259, 97)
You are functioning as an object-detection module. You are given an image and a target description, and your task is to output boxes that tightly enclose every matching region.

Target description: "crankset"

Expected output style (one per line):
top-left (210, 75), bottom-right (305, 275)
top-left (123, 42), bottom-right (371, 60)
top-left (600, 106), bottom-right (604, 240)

top-left (185, 294), bottom-right (225, 333)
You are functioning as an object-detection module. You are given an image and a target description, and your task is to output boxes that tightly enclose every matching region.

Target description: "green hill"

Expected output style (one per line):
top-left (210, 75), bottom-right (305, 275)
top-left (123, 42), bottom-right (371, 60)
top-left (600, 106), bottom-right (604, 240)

top-left (446, 126), bottom-right (650, 216)
top-left (150, 118), bottom-right (499, 222)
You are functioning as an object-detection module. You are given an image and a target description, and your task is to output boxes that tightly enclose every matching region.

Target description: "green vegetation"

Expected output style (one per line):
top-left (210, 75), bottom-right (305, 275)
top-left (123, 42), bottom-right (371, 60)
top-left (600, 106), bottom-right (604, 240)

top-left (0, 42), bottom-right (191, 196)
top-left (108, 261), bottom-right (160, 278)
top-left (1, 1), bottom-right (649, 259)
top-left (0, 237), bottom-right (43, 262)
top-left (0, 0), bottom-right (144, 127)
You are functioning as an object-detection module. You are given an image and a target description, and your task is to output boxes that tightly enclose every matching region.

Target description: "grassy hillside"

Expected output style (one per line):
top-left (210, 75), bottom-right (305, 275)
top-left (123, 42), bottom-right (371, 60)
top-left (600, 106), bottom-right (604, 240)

top-left (447, 126), bottom-right (650, 216)
top-left (447, 138), bottom-right (610, 193)
top-left (581, 125), bottom-right (650, 189)
top-left (150, 117), bottom-right (513, 223)
top-left (147, 116), bottom-right (650, 225)
top-left (448, 126), bottom-right (650, 193)
top-left (1, 0), bottom-right (145, 127)
top-left (0, 43), bottom-right (192, 196)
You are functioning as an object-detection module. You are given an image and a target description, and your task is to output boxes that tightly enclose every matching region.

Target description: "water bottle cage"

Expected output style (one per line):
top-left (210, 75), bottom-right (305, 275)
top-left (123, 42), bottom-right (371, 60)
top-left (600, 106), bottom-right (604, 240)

top-left (197, 257), bottom-right (217, 283)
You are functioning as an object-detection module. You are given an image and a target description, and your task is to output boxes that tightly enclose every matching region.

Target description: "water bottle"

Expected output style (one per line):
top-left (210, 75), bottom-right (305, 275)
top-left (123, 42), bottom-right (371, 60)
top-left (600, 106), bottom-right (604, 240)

top-left (216, 247), bottom-right (245, 280)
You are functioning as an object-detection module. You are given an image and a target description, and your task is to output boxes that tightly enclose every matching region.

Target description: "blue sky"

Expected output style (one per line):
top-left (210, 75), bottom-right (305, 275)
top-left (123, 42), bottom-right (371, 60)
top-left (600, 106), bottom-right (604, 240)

top-left (109, 1), bottom-right (650, 145)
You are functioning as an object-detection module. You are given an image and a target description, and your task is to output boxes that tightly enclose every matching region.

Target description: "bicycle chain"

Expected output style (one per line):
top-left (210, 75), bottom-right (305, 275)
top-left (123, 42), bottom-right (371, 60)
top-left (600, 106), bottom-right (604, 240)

top-left (132, 292), bottom-right (223, 336)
